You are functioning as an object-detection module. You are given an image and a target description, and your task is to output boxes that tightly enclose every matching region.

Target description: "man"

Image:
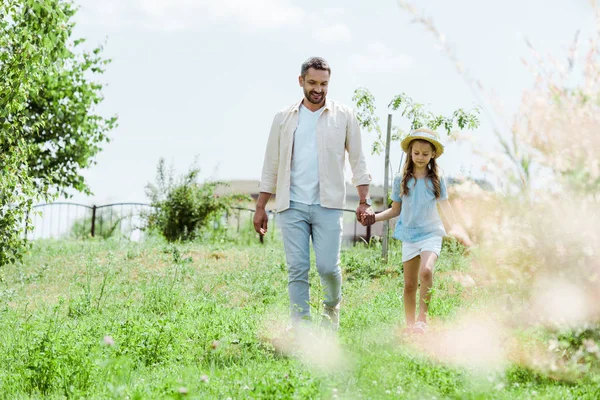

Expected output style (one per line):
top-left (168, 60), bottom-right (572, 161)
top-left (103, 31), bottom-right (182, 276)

top-left (253, 57), bottom-right (374, 330)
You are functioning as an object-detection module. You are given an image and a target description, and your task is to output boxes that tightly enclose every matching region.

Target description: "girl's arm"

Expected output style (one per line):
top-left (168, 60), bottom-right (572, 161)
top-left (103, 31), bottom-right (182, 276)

top-left (373, 200), bottom-right (402, 223)
top-left (438, 199), bottom-right (473, 247)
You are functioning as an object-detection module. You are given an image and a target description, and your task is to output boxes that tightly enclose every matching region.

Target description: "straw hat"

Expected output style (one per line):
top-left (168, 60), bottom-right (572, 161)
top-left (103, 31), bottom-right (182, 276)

top-left (400, 128), bottom-right (444, 158)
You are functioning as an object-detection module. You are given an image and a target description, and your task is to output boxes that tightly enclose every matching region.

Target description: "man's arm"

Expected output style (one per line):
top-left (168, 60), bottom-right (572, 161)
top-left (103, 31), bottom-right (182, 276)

top-left (356, 184), bottom-right (370, 203)
top-left (258, 114), bottom-right (281, 194)
top-left (346, 108), bottom-right (372, 188)
top-left (346, 108), bottom-right (374, 224)
top-left (254, 114), bottom-right (281, 234)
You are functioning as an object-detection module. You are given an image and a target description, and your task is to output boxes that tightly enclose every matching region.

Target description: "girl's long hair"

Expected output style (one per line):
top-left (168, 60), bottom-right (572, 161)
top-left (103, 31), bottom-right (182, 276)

top-left (401, 139), bottom-right (442, 198)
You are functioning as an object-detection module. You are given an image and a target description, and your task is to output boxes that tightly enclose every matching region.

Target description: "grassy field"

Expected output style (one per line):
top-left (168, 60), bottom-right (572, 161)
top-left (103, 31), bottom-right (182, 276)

top-left (0, 236), bottom-right (598, 399)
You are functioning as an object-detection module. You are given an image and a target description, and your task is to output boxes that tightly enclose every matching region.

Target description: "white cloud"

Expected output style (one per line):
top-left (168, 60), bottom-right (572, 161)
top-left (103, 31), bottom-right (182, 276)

top-left (351, 42), bottom-right (413, 72)
top-left (313, 23), bottom-right (352, 43)
top-left (323, 7), bottom-right (346, 17)
top-left (199, 0), bottom-right (306, 30)
top-left (77, 0), bottom-right (306, 32)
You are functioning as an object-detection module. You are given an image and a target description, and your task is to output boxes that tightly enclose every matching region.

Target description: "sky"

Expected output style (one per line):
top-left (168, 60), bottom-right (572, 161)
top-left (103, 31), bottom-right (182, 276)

top-left (66, 0), bottom-right (596, 205)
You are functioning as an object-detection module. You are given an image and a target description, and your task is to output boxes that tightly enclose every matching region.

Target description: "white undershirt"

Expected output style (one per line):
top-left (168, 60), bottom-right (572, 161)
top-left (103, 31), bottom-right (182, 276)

top-left (290, 104), bottom-right (323, 205)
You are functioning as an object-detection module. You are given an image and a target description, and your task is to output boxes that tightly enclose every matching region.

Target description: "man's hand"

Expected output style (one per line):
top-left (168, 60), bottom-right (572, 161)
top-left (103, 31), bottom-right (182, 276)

top-left (253, 207), bottom-right (269, 235)
top-left (356, 204), bottom-right (375, 226)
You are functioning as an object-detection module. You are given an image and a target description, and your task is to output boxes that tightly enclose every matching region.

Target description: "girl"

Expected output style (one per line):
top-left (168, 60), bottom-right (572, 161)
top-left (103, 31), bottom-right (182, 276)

top-left (362, 128), bottom-right (472, 334)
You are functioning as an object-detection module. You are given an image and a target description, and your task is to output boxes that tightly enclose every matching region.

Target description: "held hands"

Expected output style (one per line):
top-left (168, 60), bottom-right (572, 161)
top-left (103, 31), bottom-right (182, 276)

top-left (356, 204), bottom-right (375, 226)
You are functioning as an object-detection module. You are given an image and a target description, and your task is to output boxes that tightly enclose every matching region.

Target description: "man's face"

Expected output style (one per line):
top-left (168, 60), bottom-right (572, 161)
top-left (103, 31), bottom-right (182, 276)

top-left (299, 68), bottom-right (329, 105)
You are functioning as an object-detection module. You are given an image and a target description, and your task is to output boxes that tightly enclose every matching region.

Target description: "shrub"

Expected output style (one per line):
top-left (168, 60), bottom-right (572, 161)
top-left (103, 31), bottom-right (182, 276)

top-left (144, 158), bottom-right (249, 242)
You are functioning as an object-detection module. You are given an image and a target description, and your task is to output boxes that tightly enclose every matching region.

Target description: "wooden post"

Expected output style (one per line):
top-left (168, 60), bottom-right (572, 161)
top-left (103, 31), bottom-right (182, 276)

top-left (382, 114), bottom-right (392, 263)
top-left (91, 205), bottom-right (97, 237)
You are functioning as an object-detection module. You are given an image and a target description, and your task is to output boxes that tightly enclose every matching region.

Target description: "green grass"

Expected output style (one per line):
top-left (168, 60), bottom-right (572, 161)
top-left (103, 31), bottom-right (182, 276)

top-left (0, 237), bottom-right (598, 399)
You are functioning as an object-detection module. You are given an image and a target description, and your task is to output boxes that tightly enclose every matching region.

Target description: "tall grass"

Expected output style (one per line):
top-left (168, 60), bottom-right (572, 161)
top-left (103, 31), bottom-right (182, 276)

top-left (0, 237), bottom-right (597, 398)
top-left (397, 0), bottom-right (600, 383)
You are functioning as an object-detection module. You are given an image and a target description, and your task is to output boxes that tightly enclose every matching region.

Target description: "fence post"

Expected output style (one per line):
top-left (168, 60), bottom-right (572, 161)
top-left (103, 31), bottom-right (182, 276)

top-left (91, 205), bottom-right (97, 237)
top-left (382, 114), bottom-right (392, 263)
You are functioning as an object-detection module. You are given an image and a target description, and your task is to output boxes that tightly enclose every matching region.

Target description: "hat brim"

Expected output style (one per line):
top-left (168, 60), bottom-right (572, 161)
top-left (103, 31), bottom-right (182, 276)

top-left (401, 135), bottom-right (444, 158)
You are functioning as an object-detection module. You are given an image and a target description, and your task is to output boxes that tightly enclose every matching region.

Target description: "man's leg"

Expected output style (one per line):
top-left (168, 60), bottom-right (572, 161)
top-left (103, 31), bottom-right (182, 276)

top-left (311, 206), bottom-right (343, 327)
top-left (278, 204), bottom-right (312, 323)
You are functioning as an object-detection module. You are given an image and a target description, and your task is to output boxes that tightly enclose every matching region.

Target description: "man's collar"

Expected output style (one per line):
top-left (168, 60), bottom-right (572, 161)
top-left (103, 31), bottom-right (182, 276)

top-left (293, 98), bottom-right (331, 112)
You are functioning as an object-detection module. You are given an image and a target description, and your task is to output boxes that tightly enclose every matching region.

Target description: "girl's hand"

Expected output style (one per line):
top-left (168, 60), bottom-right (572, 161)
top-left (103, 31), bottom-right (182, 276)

top-left (360, 212), bottom-right (375, 226)
top-left (448, 225), bottom-right (474, 248)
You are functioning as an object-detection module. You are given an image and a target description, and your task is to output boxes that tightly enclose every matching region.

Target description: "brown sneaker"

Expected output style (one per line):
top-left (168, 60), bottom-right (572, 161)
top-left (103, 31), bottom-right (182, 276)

top-left (322, 305), bottom-right (340, 331)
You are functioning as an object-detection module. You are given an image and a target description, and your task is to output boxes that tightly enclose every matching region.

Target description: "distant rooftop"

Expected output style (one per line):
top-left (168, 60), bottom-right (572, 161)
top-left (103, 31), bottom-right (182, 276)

top-left (215, 177), bottom-right (494, 201)
top-left (215, 180), bottom-right (386, 202)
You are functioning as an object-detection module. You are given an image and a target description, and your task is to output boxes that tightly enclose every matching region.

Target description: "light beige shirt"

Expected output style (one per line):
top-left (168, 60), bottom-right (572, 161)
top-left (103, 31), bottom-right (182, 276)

top-left (259, 99), bottom-right (372, 212)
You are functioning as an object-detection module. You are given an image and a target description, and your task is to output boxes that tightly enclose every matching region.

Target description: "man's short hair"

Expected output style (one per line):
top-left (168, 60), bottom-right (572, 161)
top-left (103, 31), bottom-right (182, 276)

top-left (301, 57), bottom-right (331, 78)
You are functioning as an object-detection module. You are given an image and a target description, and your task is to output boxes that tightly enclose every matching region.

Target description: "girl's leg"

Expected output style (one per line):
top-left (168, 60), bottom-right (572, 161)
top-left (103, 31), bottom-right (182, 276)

top-left (403, 256), bottom-right (421, 326)
top-left (417, 251), bottom-right (438, 323)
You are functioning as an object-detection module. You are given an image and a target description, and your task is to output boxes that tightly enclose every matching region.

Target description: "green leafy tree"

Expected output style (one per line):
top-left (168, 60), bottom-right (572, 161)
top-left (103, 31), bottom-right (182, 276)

top-left (145, 158), bottom-right (250, 242)
top-left (352, 88), bottom-right (480, 156)
top-left (0, 0), bottom-right (113, 266)
top-left (22, 3), bottom-right (117, 196)
top-left (1, 0), bottom-right (66, 266)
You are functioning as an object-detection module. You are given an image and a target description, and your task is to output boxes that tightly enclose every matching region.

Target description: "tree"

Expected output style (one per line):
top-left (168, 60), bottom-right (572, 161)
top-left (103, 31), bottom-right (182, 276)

top-left (23, 3), bottom-right (117, 196)
top-left (352, 88), bottom-right (480, 160)
top-left (0, 0), bottom-right (112, 266)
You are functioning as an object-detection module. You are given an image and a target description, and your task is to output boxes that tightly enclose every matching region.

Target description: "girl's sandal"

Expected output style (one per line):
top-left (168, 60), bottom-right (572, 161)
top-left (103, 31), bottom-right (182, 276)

top-left (412, 321), bottom-right (428, 334)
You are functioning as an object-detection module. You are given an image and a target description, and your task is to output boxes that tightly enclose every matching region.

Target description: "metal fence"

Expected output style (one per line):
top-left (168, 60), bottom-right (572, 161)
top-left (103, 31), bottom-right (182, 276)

top-left (25, 202), bottom-right (384, 244)
top-left (26, 202), bottom-right (153, 241)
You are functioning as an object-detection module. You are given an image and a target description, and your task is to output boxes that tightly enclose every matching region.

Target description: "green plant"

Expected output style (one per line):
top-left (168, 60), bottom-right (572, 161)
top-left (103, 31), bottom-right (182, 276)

top-left (341, 248), bottom-right (389, 280)
top-left (144, 158), bottom-right (250, 242)
top-left (1, 239), bottom-right (598, 398)
top-left (547, 323), bottom-right (600, 376)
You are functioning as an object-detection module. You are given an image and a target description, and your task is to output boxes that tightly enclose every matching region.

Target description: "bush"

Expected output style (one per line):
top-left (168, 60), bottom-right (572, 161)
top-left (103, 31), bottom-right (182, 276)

top-left (144, 158), bottom-right (249, 242)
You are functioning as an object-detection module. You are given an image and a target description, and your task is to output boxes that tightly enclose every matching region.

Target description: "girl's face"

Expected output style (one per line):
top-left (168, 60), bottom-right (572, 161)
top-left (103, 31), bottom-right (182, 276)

top-left (410, 140), bottom-right (435, 168)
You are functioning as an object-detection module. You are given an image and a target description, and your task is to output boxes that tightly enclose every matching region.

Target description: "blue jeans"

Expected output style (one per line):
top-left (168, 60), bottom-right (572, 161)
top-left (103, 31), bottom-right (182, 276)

top-left (277, 201), bottom-right (343, 321)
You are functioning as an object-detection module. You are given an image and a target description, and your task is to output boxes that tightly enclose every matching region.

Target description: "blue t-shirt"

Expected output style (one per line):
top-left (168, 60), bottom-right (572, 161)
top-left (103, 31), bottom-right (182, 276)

top-left (390, 175), bottom-right (448, 242)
